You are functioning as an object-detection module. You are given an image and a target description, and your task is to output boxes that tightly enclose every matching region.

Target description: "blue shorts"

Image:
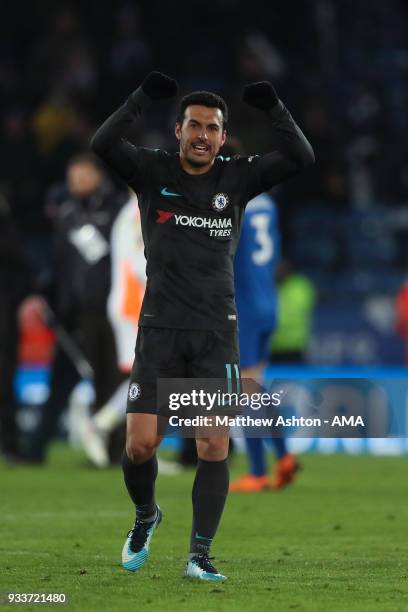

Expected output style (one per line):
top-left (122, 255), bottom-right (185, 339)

top-left (238, 319), bottom-right (275, 369)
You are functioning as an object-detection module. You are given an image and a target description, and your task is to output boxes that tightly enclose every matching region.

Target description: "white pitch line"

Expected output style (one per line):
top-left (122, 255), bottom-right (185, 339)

top-left (1, 550), bottom-right (51, 556)
top-left (2, 511), bottom-right (128, 521)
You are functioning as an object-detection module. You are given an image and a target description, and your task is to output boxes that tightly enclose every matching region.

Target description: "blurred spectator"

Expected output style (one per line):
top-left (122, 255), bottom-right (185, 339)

top-left (32, 91), bottom-right (93, 193)
top-left (77, 195), bottom-right (144, 468)
top-left (395, 280), bottom-right (408, 365)
top-left (24, 153), bottom-right (128, 462)
top-left (269, 260), bottom-right (316, 363)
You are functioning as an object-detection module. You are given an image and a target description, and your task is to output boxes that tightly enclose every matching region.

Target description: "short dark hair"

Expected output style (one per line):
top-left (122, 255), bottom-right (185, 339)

top-left (177, 91), bottom-right (228, 129)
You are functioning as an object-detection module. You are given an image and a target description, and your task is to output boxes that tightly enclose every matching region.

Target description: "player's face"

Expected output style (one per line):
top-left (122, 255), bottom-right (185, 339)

top-left (175, 105), bottom-right (226, 173)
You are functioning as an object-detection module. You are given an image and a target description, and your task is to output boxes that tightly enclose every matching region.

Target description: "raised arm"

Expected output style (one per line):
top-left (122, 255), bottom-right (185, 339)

top-left (243, 81), bottom-right (315, 190)
top-left (90, 72), bottom-right (178, 184)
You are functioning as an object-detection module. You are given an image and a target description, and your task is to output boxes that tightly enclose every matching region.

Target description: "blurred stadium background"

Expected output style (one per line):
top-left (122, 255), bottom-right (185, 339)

top-left (2, 0), bottom-right (408, 457)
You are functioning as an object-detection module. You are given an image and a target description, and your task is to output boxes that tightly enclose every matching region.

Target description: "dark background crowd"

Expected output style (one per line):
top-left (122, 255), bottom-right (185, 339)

top-left (1, 0), bottom-right (408, 374)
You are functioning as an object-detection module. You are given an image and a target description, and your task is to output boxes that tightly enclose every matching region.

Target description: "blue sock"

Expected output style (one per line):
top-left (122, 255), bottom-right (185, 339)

top-left (270, 436), bottom-right (287, 460)
top-left (245, 437), bottom-right (266, 476)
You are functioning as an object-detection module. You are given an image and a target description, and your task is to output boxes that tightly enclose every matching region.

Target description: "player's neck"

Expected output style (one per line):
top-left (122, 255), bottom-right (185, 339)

top-left (179, 155), bottom-right (214, 176)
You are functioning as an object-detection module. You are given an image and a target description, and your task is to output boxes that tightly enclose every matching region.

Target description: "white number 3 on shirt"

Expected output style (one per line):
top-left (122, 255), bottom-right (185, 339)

top-left (250, 213), bottom-right (274, 265)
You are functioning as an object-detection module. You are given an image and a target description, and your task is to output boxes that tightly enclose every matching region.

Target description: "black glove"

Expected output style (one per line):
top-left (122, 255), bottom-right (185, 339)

top-left (141, 71), bottom-right (178, 101)
top-left (242, 81), bottom-right (279, 111)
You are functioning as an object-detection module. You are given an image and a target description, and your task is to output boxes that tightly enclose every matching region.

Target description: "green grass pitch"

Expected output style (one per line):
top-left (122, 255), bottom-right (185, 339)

top-left (1, 445), bottom-right (408, 611)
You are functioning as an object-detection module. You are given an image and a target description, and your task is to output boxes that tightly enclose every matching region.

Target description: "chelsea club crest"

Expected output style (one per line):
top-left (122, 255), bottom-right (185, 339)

top-left (128, 382), bottom-right (141, 401)
top-left (212, 193), bottom-right (229, 212)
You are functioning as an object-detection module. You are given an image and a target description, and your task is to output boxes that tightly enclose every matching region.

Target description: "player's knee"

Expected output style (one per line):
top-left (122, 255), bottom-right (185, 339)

top-left (126, 436), bottom-right (158, 463)
top-left (196, 437), bottom-right (229, 461)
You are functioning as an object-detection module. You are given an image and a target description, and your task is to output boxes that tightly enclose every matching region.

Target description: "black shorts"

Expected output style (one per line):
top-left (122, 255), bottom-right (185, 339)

top-left (126, 327), bottom-right (240, 414)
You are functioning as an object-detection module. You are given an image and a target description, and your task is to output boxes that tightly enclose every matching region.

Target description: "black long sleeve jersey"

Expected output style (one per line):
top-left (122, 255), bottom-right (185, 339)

top-left (91, 88), bottom-right (314, 331)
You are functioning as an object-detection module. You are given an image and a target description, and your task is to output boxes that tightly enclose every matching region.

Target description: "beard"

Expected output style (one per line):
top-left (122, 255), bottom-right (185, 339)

top-left (185, 154), bottom-right (210, 168)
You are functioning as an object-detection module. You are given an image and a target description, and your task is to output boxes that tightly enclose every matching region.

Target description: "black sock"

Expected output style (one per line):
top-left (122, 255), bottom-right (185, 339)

top-left (190, 458), bottom-right (229, 555)
top-left (122, 453), bottom-right (158, 523)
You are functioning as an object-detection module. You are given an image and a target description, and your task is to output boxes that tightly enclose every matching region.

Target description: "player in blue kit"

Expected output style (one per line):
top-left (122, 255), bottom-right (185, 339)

top-left (230, 191), bottom-right (299, 492)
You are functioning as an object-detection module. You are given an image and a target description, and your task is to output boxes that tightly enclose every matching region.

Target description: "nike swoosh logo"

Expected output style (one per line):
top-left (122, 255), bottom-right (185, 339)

top-left (160, 187), bottom-right (182, 197)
